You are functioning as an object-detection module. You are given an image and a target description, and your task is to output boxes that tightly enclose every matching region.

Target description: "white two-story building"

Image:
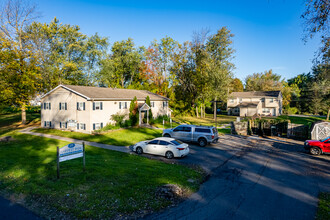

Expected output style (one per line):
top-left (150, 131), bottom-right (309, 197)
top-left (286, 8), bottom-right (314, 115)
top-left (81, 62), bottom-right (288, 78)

top-left (227, 91), bottom-right (282, 117)
top-left (40, 85), bottom-right (170, 133)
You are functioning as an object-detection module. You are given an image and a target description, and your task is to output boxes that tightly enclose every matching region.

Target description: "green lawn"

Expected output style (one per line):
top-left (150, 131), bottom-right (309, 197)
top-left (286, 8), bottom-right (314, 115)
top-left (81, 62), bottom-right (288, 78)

top-left (33, 127), bottom-right (163, 146)
top-left (277, 115), bottom-right (326, 125)
top-left (0, 114), bottom-right (203, 219)
top-left (316, 192), bottom-right (330, 220)
top-left (0, 112), bottom-right (40, 136)
top-left (174, 114), bottom-right (236, 127)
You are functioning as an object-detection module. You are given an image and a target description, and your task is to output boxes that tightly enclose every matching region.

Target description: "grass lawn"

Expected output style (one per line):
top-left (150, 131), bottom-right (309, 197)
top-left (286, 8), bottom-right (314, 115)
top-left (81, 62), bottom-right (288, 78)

top-left (316, 192), bottom-right (330, 220)
top-left (277, 115), bottom-right (326, 126)
top-left (174, 114), bottom-right (236, 127)
top-left (0, 112), bottom-right (40, 136)
top-left (33, 127), bottom-right (163, 146)
top-left (0, 114), bottom-right (203, 219)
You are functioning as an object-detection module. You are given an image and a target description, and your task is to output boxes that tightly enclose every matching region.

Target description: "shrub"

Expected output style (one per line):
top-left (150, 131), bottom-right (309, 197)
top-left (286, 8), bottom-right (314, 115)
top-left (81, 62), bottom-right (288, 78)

top-left (286, 107), bottom-right (299, 115)
top-left (145, 96), bottom-right (153, 121)
top-left (129, 97), bottom-right (139, 126)
top-left (111, 113), bottom-right (126, 126)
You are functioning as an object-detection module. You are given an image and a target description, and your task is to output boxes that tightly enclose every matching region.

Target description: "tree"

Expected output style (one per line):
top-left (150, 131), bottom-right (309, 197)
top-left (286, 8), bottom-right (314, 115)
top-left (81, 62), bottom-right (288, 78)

top-left (145, 96), bottom-right (153, 121)
top-left (129, 96), bottom-right (138, 126)
top-left (0, 0), bottom-right (41, 124)
top-left (97, 38), bottom-right (144, 89)
top-left (301, 0), bottom-right (330, 64)
top-left (230, 78), bottom-right (244, 92)
top-left (206, 27), bottom-right (235, 119)
top-left (26, 18), bottom-right (109, 90)
top-left (245, 70), bottom-right (282, 91)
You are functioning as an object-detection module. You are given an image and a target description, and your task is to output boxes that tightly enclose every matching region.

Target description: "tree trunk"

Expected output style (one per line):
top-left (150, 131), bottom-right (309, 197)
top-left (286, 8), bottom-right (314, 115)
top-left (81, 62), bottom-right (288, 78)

top-left (196, 105), bottom-right (199, 118)
top-left (201, 105), bottom-right (202, 118)
top-left (22, 104), bottom-right (26, 124)
top-left (204, 105), bottom-right (206, 118)
top-left (213, 98), bottom-right (217, 120)
top-left (327, 108), bottom-right (330, 121)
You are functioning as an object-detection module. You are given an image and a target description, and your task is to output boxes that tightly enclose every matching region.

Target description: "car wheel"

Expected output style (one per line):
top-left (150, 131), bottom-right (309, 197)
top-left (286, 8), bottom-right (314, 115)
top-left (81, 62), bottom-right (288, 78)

top-left (136, 147), bottom-right (143, 155)
top-left (310, 147), bottom-right (321, 155)
top-left (165, 151), bottom-right (174, 159)
top-left (198, 138), bottom-right (207, 147)
top-left (163, 133), bottom-right (171, 137)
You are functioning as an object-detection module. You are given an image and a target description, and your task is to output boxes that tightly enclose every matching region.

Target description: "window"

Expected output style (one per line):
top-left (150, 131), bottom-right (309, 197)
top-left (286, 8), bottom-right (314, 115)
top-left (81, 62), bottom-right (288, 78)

top-left (93, 102), bottom-right (103, 110)
top-left (183, 126), bottom-right (192, 132)
top-left (93, 123), bottom-right (103, 130)
top-left (159, 140), bottom-right (170, 146)
top-left (270, 98), bottom-right (274, 103)
top-left (77, 102), bottom-right (85, 111)
top-left (262, 108), bottom-right (270, 113)
top-left (44, 121), bottom-right (52, 127)
top-left (234, 108), bottom-right (239, 113)
top-left (150, 102), bottom-right (155, 107)
top-left (59, 102), bottom-right (67, 110)
top-left (173, 126), bottom-right (184, 132)
top-left (60, 122), bottom-right (67, 129)
top-left (170, 140), bottom-right (183, 146)
top-left (230, 99), bottom-right (234, 103)
top-left (163, 101), bottom-right (168, 108)
top-left (77, 123), bottom-right (86, 130)
top-left (261, 98), bottom-right (265, 103)
top-left (43, 102), bottom-right (51, 110)
top-left (119, 102), bottom-right (127, 109)
top-left (148, 140), bottom-right (159, 145)
top-left (239, 98), bottom-right (242, 103)
top-left (195, 128), bottom-right (211, 133)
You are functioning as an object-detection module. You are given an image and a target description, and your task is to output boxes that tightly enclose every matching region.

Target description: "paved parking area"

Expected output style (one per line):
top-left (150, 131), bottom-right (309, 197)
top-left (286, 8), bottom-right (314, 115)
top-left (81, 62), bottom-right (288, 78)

top-left (144, 135), bottom-right (330, 220)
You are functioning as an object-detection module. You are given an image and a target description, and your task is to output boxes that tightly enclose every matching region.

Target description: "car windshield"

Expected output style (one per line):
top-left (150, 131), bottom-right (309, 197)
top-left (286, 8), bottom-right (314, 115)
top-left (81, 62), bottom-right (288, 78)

top-left (320, 137), bottom-right (330, 142)
top-left (170, 140), bottom-right (184, 146)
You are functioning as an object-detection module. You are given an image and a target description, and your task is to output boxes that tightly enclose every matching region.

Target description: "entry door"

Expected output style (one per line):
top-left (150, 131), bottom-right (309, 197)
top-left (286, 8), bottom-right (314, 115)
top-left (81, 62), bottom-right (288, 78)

top-left (272, 108), bottom-right (276, 116)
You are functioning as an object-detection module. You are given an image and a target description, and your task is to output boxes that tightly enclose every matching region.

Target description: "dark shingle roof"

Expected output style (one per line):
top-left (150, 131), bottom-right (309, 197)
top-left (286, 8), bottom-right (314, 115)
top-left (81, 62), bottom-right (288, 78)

top-left (238, 102), bottom-right (260, 108)
top-left (44, 85), bottom-right (169, 101)
top-left (230, 91), bottom-right (281, 98)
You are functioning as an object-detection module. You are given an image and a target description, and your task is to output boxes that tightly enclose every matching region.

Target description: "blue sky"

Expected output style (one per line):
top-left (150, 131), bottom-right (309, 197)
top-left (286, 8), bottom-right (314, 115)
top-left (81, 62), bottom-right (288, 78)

top-left (35, 0), bottom-right (320, 82)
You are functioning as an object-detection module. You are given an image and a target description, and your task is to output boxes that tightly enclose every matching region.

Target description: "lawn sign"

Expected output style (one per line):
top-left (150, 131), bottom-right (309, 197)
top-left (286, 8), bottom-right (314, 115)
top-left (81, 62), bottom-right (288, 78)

top-left (57, 142), bottom-right (85, 179)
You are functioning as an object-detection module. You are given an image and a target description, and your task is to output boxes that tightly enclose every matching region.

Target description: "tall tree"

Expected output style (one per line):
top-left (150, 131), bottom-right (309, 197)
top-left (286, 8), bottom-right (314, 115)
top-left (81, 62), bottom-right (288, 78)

top-left (230, 78), bottom-right (244, 92)
top-left (26, 18), bottom-right (109, 90)
top-left (0, 0), bottom-right (41, 124)
top-left (97, 38), bottom-right (144, 88)
top-left (245, 70), bottom-right (282, 91)
top-left (206, 27), bottom-right (235, 119)
top-left (301, 0), bottom-right (330, 64)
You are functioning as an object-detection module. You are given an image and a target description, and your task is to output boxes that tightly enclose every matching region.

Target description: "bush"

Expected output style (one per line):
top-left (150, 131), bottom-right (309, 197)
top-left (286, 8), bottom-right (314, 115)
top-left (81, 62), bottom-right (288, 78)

top-left (286, 107), bottom-right (299, 115)
top-left (129, 97), bottom-right (139, 126)
top-left (111, 113), bottom-right (126, 126)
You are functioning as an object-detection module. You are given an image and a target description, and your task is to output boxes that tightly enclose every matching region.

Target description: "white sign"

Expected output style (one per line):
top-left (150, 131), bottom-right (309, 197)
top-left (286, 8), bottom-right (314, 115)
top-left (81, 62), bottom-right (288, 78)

top-left (60, 152), bottom-right (84, 162)
top-left (59, 143), bottom-right (83, 159)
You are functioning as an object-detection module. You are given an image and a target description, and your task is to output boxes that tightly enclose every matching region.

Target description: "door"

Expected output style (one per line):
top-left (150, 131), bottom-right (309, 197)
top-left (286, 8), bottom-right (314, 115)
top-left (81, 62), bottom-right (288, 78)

top-left (182, 126), bottom-right (192, 142)
top-left (146, 140), bottom-right (159, 154)
top-left (272, 108), bottom-right (276, 116)
top-left (172, 126), bottom-right (184, 140)
top-left (158, 140), bottom-right (171, 155)
top-left (323, 139), bottom-right (330, 153)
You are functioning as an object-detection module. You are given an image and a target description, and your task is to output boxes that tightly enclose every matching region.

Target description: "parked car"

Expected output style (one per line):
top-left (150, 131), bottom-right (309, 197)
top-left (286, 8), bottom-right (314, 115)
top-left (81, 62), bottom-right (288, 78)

top-left (130, 137), bottom-right (189, 159)
top-left (162, 125), bottom-right (219, 147)
top-left (304, 137), bottom-right (330, 155)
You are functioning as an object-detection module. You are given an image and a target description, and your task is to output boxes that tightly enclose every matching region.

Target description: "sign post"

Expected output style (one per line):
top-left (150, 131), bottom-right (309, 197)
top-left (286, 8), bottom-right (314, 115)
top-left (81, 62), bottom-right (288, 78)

top-left (57, 142), bottom-right (85, 179)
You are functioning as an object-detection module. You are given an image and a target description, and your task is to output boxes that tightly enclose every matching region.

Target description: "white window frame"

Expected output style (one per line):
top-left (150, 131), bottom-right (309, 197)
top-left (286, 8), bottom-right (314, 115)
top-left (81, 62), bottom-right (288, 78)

top-left (43, 102), bottom-right (51, 110)
top-left (59, 102), bottom-right (66, 110)
top-left (60, 121), bottom-right (67, 129)
top-left (239, 98), bottom-right (242, 103)
top-left (95, 102), bottom-right (101, 110)
top-left (119, 102), bottom-right (127, 109)
top-left (45, 121), bottom-right (51, 127)
top-left (270, 98), bottom-right (274, 103)
top-left (262, 108), bottom-right (270, 113)
top-left (163, 101), bottom-right (168, 108)
top-left (78, 123), bottom-right (86, 130)
top-left (151, 102), bottom-right (155, 108)
top-left (77, 102), bottom-right (85, 111)
top-left (230, 99), bottom-right (234, 103)
top-left (94, 123), bottom-right (101, 130)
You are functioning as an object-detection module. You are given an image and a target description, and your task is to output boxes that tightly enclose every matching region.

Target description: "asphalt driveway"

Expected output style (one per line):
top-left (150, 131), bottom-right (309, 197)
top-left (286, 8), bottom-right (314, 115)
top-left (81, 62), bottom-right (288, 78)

top-left (143, 135), bottom-right (330, 220)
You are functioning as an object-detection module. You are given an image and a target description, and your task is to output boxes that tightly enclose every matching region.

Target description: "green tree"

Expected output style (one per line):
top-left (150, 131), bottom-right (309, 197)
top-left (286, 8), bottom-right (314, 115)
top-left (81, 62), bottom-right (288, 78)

top-left (26, 18), bottom-right (109, 90)
top-left (206, 27), bottom-right (235, 119)
top-left (145, 96), bottom-right (153, 121)
top-left (129, 96), bottom-right (138, 126)
top-left (230, 78), bottom-right (244, 92)
top-left (0, 0), bottom-right (41, 124)
top-left (245, 70), bottom-right (283, 91)
top-left (97, 38), bottom-right (144, 88)
top-left (301, 0), bottom-right (329, 64)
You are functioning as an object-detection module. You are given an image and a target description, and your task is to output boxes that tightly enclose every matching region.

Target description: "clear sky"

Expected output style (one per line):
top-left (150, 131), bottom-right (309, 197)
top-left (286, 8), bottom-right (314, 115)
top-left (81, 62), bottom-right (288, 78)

top-left (35, 0), bottom-right (320, 82)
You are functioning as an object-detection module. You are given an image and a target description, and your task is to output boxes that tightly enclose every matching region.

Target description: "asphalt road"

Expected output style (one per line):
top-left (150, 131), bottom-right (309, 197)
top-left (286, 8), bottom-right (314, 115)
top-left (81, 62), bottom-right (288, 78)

top-left (144, 135), bottom-right (330, 220)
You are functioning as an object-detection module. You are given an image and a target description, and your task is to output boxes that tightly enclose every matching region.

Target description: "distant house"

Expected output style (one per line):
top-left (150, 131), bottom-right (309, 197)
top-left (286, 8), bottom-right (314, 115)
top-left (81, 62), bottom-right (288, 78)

top-left (227, 91), bottom-right (282, 117)
top-left (40, 85), bottom-right (170, 133)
